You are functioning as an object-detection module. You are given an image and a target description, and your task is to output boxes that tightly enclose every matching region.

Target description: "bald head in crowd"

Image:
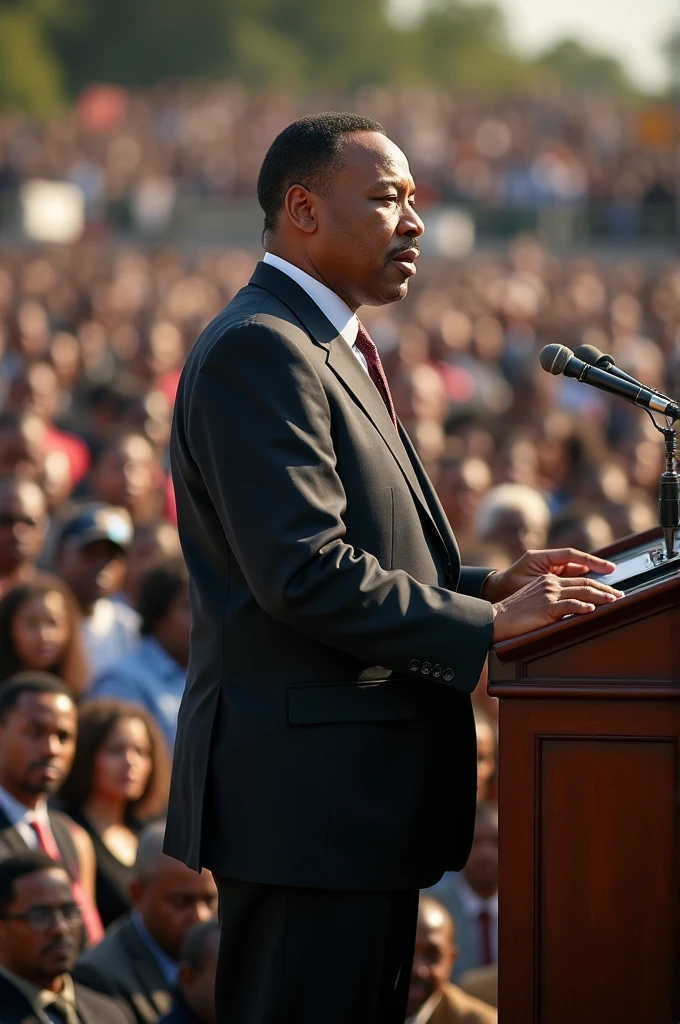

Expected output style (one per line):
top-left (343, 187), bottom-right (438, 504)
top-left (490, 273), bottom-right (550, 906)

top-left (129, 822), bottom-right (218, 961)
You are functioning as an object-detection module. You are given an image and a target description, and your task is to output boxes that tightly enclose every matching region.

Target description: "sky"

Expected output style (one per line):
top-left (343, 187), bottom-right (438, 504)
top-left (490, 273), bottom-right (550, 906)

top-left (388, 0), bottom-right (677, 92)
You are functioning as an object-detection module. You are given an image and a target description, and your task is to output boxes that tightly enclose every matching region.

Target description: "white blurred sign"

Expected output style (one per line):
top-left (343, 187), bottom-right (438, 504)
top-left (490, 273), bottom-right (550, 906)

top-left (424, 207), bottom-right (476, 260)
top-left (20, 180), bottom-right (85, 244)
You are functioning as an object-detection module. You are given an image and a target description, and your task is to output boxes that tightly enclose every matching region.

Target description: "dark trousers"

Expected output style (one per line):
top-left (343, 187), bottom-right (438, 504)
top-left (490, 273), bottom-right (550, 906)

top-left (214, 876), bottom-right (419, 1024)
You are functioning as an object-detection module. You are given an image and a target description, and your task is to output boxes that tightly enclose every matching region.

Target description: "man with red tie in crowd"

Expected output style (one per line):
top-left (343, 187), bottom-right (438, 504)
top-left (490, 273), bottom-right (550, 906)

top-left (0, 674), bottom-right (103, 945)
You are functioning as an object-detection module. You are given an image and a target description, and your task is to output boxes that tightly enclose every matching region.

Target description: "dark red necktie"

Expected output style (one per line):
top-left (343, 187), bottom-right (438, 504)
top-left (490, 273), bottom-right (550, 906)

top-left (478, 907), bottom-right (493, 965)
top-left (31, 818), bottom-right (104, 945)
top-left (354, 322), bottom-right (398, 429)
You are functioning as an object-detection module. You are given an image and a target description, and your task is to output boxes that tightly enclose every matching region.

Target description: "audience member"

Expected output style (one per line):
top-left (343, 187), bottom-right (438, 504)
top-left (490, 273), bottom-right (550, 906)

top-left (6, 362), bottom-right (91, 490)
top-left (0, 413), bottom-right (46, 487)
top-left (457, 964), bottom-right (497, 1010)
top-left (406, 895), bottom-right (496, 1023)
top-left (119, 522), bottom-right (182, 610)
top-left (88, 432), bottom-right (164, 527)
top-left (91, 558), bottom-right (190, 750)
top-left (426, 804), bottom-right (499, 980)
top-left (0, 674), bottom-right (103, 944)
top-left (75, 821), bottom-right (218, 1024)
top-left (473, 711), bottom-right (496, 804)
top-left (0, 479), bottom-right (48, 596)
top-left (0, 853), bottom-right (133, 1023)
top-left (58, 699), bottom-right (170, 928)
top-left (0, 575), bottom-right (88, 696)
top-left (474, 484), bottom-right (551, 563)
top-left (52, 503), bottom-right (140, 678)
top-left (547, 507), bottom-right (614, 553)
top-left (158, 920), bottom-right (219, 1024)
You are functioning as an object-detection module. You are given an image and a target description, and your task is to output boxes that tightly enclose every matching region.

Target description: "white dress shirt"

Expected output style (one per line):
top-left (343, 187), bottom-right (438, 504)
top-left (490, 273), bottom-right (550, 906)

top-left (0, 783), bottom-right (51, 850)
top-left (456, 873), bottom-right (499, 963)
top-left (263, 252), bottom-right (369, 374)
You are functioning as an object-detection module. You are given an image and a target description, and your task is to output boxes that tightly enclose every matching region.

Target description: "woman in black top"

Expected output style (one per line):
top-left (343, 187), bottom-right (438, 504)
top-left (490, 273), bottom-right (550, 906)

top-left (58, 697), bottom-right (170, 927)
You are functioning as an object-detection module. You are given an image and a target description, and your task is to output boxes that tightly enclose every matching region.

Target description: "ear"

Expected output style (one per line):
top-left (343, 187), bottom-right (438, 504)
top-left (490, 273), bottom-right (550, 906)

top-left (283, 185), bottom-right (319, 235)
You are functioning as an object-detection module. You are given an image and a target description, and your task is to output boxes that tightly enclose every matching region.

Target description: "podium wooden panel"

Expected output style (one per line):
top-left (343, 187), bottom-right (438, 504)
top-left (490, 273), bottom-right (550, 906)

top-left (488, 529), bottom-right (680, 1024)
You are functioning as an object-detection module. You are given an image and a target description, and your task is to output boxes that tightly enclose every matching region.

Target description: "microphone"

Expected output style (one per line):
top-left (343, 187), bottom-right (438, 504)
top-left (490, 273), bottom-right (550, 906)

top-left (539, 344), bottom-right (680, 421)
top-left (573, 344), bottom-right (673, 399)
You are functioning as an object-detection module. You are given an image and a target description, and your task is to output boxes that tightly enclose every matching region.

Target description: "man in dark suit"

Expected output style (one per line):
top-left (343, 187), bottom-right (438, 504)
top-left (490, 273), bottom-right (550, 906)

top-left (0, 673), bottom-right (102, 944)
top-left (0, 852), bottom-right (132, 1024)
top-left (165, 111), bottom-right (622, 1023)
top-left (75, 822), bottom-right (217, 1024)
top-left (158, 921), bottom-right (219, 1024)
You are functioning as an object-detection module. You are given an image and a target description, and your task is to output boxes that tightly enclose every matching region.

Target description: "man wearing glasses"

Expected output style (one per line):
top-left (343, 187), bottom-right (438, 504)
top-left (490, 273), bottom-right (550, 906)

top-left (0, 852), bottom-right (132, 1023)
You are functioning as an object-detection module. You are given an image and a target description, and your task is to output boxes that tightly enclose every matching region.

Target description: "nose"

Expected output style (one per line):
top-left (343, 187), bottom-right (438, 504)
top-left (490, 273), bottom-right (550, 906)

top-left (399, 203), bottom-right (425, 238)
top-left (195, 900), bottom-right (214, 923)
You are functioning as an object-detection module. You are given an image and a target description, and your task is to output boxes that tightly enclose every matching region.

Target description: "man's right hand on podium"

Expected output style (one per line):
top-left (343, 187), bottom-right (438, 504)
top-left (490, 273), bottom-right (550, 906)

top-left (491, 573), bottom-right (624, 642)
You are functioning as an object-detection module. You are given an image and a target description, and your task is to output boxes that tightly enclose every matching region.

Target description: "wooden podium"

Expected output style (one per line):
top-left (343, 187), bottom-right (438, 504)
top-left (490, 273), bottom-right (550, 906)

top-left (488, 528), bottom-right (680, 1024)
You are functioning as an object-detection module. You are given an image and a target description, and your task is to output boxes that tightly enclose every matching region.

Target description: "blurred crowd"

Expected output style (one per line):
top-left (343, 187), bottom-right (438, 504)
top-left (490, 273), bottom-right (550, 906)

top-left (0, 83), bottom-right (675, 236)
top-left (0, 225), bottom-right (677, 1022)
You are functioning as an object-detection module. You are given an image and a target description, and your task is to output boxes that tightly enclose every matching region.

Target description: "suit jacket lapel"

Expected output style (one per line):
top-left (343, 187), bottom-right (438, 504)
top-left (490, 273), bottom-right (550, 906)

top-left (120, 919), bottom-right (172, 1017)
top-left (0, 808), bottom-right (31, 857)
top-left (398, 424), bottom-right (460, 565)
top-left (249, 262), bottom-right (449, 555)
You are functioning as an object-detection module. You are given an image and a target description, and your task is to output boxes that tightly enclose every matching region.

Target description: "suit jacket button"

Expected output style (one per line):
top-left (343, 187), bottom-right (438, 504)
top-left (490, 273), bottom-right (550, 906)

top-left (408, 659), bottom-right (421, 673)
top-left (421, 662), bottom-right (432, 675)
top-left (431, 664), bottom-right (442, 678)
top-left (446, 563), bottom-right (455, 582)
top-left (442, 668), bottom-right (455, 682)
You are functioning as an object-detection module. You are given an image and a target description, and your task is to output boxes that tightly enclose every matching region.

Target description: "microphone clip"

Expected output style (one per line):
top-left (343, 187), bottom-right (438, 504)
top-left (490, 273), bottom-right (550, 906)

top-left (658, 427), bottom-right (680, 561)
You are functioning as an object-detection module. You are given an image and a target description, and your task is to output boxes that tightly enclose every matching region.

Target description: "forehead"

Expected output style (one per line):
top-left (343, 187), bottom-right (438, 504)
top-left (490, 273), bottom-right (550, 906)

top-left (416, 908), bottom-right (451, 944)
top-left (12, 869), bottom-right (72, 906)
top-left (10, 691), bottom-right (75, 722)
top-left (0, 484), bottom-right (45, 514)
top-left (337, 132), bottom-right (414, 190)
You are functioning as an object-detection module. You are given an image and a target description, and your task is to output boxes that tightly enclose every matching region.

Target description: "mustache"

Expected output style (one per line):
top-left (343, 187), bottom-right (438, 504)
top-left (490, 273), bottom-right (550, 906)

top-left (386, 241), bottom-right (421, 261)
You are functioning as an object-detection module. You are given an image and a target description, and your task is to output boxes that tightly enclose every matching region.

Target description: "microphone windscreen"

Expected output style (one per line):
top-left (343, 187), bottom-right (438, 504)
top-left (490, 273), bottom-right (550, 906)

top-left (539, 344), bottom-right (572, 376)
top-left (573, 343), bottom-right (602, 365)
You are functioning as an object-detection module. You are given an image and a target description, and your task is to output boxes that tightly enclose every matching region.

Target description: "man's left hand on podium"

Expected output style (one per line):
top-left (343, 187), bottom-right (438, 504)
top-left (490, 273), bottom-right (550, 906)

top-left (481, 547), bottom-right (619, 603)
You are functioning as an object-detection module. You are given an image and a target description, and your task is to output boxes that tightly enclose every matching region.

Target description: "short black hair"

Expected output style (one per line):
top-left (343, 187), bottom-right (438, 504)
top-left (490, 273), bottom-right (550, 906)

top-left (179, 920), bottom-right (220, 971)
top-left (0, 853), bottom-right (66, 913)
top-left (257, 112), bottom-right (385, 236)
top-left (138, 556), bottom-right (189, 636)
top-left (0, 672), bottom-right (73, 722)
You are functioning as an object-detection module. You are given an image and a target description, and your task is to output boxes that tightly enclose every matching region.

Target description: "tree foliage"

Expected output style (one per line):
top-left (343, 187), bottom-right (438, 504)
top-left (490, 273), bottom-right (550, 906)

top-left (0, 0), bottom-right (651, 115)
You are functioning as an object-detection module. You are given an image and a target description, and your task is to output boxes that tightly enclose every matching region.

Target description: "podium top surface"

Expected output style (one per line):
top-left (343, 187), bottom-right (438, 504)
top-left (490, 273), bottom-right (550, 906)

top-left (490, 527), bottom-right (680, 668)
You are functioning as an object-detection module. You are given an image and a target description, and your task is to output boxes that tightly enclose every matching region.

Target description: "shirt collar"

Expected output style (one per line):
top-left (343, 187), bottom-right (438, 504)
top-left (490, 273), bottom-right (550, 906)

top-left (140, 636), bottom-right (186, 678)
top-left (0, 962), bottom-right (76, 1020)
top-left (132, 911), bottom-right (178, 986)
top-left (263, 252), bottom-right (358, 347)
top-left (405, 990), bottom-right (443, 1024)
top-left (456, 873), bottom-right (498, 918)
top-left (0, 784), bottom-right (48, 829)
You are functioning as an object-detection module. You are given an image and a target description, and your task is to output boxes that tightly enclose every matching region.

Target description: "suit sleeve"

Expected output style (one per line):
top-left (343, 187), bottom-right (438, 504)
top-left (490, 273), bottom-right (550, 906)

top-left (185, 320), bottom-right (494, 694)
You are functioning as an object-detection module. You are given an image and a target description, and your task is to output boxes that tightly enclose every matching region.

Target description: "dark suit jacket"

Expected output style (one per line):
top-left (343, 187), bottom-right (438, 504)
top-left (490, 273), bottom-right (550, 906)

top-left (158, 993), bottom-right (198, 1024)
top-left (74, 914), bottom-right (172, 1024)
top-left (0, 808), bottom-right (79, 876)
top-left (0, 971), bottom-right (133, 1024)
top-left (165, 261), bottom-right (495, 890)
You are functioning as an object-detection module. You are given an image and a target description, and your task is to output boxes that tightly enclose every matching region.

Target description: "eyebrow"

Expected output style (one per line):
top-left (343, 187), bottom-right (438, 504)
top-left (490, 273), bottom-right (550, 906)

top-left (370, 178), bottom-right (415, 192)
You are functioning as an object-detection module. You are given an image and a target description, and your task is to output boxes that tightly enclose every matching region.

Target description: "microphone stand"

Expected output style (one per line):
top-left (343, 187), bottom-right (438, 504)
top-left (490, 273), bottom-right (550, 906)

top-left (657, 426), bottom-right (680, 561)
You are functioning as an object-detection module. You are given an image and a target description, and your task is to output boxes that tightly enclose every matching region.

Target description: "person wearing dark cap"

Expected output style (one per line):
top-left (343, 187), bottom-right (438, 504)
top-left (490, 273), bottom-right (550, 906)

top-left (158, 921), bottom-right (219, 1024)
top-left (52, 503), bottom-right (140, 679)
top-left (0, 852), bottom-right (133, 1023)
